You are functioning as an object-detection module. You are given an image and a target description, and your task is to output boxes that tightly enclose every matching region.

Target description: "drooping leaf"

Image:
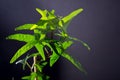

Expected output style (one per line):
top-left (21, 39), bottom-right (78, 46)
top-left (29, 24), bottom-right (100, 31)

top-left (15, 24), bottom-right (36, 31)
top-left (6, 34), bottom-right (35, 42)
top-left (69, 37), bottom-right (90, 50)
top-left (61, 53), bottom-right (87, 74)
top-left (10, 41), bottom-right (37, 63)
top-left (35, 43), bottom-right (45, 60)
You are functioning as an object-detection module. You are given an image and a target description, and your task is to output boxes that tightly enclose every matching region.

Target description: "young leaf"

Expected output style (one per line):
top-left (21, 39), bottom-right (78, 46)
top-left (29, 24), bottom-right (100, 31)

top-left (10, 41), bottom-right (37, 63)
top-left (47, 9), bottom-right (56, 20)
top-left (36, 8), bottom-right (48, 20)
top-left (15, 24), bottom-right (36, 31)
top-left (6, 34), bottom-right (35, 42)
top-left (61, 53), bottom-right (87, 74)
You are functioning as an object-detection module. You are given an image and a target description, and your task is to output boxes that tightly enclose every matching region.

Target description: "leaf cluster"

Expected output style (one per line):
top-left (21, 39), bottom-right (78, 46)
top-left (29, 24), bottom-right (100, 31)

top-left (6, 8), bottom-right (90, 80)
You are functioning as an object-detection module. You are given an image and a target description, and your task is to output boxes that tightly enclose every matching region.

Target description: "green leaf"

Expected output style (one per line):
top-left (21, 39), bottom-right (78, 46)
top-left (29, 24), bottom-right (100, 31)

top-left (35, 43), bottom-right (45, 60)
top-left (49, 41), bottom-right (73, 67)
top-left (62, 8), bottom-right (83, 32)
top-left (61, 53), bottom-right (87, 74)
top-left (6, 34), bottom-right (35, 42)
top-left (38, 76), bottom-right (43, 80)
top-left (27, 53), bottom-right (40, 59)
top-left (62, 8), bottom-right (83, 23)
top-left (31, 72), bottom-right (37, 80)
top-left (50, 52), bottom-right (59, 67)
top-left (36, 8), bottom-right (48, 20)
top-left (30, 24), bottom-right (38, 30)
top-left (40, 33), bottom-right (46, 40)
top-left (22, 75), bottom-right (30, 80)
top-left (62, 41), bottom-right (73, 49)
top-left (10, 41), bottom-right (37, 63)
top-left (42, 42), bottom-right (60, 67)
top-left (35, 64), bottom-right (42, 72)
top-left (62, 20), bottom-right (71, 32)
top-left (47, 9), bottom-right (56, 20)
top-left (34, 29), bottom-right (46, 40)
top-left (15, 24), bottom-right (36, 31)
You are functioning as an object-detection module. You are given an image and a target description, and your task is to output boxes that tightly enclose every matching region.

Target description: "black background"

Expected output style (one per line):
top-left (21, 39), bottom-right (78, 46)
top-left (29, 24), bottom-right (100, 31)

top-left (0, 0), bottom-right (120, 80)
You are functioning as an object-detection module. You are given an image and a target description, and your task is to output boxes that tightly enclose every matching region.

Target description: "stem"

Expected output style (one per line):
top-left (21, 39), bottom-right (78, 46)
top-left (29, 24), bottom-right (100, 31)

top-left (33, 56), bottom-right (37, 80)
top-left (26, 62), bottom-right (33, 72)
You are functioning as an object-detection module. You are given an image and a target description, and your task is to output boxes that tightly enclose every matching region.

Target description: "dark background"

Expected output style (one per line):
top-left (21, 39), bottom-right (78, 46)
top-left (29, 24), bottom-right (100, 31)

top-left (0, 0), bottom-right (120, 80)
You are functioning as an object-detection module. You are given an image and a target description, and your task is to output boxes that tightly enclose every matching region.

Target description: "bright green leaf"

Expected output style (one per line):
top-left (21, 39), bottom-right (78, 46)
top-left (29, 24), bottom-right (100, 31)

top-left (40, 34), bottom-right (46, 40)
top-left (10, 41), bottom-right (37, 63)
top-left (62, 8), bottom-right (83, 23)
top-left (36, 8), bottom-right (48, 20)
top-left (61, 53), bottom-right (87, 74)
top-left (15, 24), bottom-right (35, 31)
top-left (62, 41), bottom-right (73, 49)
top-left (47, 10), bottom-right (56, 20)
top-left (35, 43), bottom-right (45, 60)
top-left (50, 52), bottom-right (59, 67)
top-left (6, 34), bottom-right (35, 42)
top-left (30, 24), bottom-right (38, 30)
top-left (31, 72), bottom-right (37, 80)
top-left (62, 8), bottom-right (83, 32)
